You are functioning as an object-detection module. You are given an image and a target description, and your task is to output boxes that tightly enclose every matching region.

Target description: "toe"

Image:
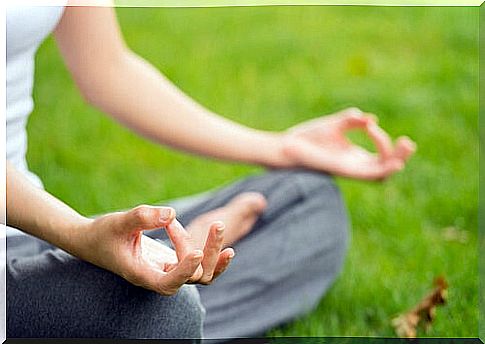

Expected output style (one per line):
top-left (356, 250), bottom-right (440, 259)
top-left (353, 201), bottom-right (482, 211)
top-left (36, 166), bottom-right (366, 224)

top-left (230, 192), bottom-right (267, 215)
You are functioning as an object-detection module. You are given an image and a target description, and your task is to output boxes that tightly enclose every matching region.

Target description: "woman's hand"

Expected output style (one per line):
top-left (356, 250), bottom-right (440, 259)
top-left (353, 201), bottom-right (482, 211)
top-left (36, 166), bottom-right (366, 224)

top-left (7, 163), bottom-right (233, 296)
top-left (73, 205), bottom-right (234, 296)
top-left (280, 108), bottom-right (417, 180)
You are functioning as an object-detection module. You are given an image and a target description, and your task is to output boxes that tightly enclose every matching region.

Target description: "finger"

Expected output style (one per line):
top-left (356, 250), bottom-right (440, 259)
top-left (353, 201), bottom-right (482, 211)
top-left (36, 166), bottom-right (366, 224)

top-left (394, 136), bottom-right (417, 162)
top-left (212, 248), bottom-right (235, 280)
top-left (287, 138), bottom-right (403, 181)
top-left (156, 250), bottom-right (204, 295)
top-left (332, 150), bottom-right (404, 180)
top-left (122, 205), bottom-right (176, 233)
top-left (365, 113), bottom-right (379, 124)
top-left (367, 158), bottom-right (404, 180)
top-left (336, 107), bottom-right (363, 117)
top-left (199, 222), bottom-right (225, 283)
top-left (364, 122), bottom-right (394, 162)
top-left (141, 236), bottom-right (178, 272)
top-left (165, 219), bottom-right (195, 261)
top-left (335, 108), bottom-right (369, 130)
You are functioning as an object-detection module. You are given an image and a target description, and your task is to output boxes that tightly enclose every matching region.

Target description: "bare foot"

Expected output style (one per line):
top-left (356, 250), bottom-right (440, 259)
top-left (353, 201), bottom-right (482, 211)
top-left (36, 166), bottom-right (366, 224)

top-left (186, 192), bottom-right (267, 247)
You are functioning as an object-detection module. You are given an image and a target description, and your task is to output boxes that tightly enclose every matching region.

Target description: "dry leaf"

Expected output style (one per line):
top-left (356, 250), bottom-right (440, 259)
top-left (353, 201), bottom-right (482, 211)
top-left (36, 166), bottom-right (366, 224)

top-left (391, 277), bottom-right (448, 338)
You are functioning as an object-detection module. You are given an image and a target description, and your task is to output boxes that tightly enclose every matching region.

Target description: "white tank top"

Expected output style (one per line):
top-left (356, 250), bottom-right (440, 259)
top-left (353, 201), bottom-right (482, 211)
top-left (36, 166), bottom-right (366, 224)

top-left (6, 5), bottom-right (66, 236)
top-left (7, 5), bottom-right (66, 187)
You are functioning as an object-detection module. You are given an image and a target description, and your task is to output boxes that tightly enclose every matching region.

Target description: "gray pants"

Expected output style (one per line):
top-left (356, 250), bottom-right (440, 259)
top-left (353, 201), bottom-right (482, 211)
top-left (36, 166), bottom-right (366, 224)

top-left (7, 169), bottom-right (349, 339)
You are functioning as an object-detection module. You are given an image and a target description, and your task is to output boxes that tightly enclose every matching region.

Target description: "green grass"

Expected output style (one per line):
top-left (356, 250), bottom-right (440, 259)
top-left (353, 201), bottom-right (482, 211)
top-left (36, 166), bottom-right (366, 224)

top-left (27, 6), bottom-right (478, 338)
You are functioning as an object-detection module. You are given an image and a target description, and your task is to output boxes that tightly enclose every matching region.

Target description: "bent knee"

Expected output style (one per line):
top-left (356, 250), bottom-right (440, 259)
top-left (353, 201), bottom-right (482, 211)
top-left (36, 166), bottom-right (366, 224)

top-left (285, 170), bottom-right (350, 266)
top-left (114, 285), bottom-right (205, 338)
top-left (289, 169), bottom-right (340, 199)
top-left (167, 285), bottom-right (206, 338)
top-left (263, 169), bottom-right (341, 200)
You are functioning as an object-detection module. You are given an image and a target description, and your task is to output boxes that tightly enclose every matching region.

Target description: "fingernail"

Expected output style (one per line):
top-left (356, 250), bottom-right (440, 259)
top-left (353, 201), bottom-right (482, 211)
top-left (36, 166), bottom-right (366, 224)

top-left (160, 208), bottom-right (173, 221)
top-left (214, 221), bottom-right (225, 233)
top-left (228, 251), bottom-right (235, 259)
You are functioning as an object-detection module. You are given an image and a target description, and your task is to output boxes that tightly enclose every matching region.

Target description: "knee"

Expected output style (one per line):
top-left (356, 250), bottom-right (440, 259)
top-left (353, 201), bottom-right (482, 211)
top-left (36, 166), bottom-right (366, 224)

top-left (263, 168), bottom-right (349, 236)
top-left (264, 168), bottom-right (341, 199)
top-left (7, 248), bottom-right (206, 339)
top-left (286, 169), bottom-right (348, 217)
top-left (287, 169), bottom-right (350, 268)
top-left (116, 285), bottom-right (205, 339)
top-left (165, 285), bottom-right (206, 338)
top-left (288, 169), bottom-right (340, 198)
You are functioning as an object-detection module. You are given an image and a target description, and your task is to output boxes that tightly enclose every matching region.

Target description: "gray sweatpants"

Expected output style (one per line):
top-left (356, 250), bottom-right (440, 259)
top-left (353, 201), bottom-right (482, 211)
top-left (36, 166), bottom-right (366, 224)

top-left (7, 169), bottom-right (349, 339)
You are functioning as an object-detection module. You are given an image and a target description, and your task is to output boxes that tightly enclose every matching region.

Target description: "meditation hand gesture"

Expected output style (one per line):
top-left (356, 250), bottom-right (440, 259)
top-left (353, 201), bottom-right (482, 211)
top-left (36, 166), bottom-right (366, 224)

top-left (77, 206), bottom-right (234, 296)
top-left (281, 108), bottom-right (416, 180)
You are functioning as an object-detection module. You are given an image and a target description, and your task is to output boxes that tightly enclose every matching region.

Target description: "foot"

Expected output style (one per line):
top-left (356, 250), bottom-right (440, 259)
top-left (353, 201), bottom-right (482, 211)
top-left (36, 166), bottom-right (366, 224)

top-left (186, 192), bottom-right (267, 247)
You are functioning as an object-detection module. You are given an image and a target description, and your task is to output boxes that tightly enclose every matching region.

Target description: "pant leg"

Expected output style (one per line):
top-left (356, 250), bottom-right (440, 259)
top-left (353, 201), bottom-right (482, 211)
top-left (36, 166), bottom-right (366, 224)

top-left (158, 169), bottom-right (350, 339)
top-left (7, 235), bottom-right (205, 338)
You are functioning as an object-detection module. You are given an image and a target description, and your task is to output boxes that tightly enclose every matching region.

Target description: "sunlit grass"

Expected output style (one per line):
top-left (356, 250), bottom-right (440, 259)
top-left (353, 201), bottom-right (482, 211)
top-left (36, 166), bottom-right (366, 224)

top-left (28, 6), bottom-right (478, 337)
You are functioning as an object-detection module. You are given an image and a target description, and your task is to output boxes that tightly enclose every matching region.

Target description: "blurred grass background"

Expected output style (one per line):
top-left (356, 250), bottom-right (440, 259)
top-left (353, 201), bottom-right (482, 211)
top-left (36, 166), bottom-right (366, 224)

top-left (27, 6), bottom-right (478, 337)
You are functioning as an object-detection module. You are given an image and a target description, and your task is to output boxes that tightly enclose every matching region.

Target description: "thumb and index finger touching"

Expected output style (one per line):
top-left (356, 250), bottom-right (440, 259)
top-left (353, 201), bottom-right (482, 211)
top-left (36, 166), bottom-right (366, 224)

top-left (122, 205), bottom-right (197, 257)
top-left (121, 205), bottom-right (206, 294)
top-left (338, 107), bottom-right (417, 165)
top-left (122, 205), bottom-right (176, 233)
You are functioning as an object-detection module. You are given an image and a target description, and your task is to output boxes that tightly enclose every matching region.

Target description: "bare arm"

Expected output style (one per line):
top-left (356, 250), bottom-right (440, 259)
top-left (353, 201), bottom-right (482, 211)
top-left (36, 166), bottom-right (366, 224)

top-left (6, 162), bottom-right (90, 250)
top-left (54, 6), bottom-right (287, 168)
top-left (54, 6), bottom-right (415, 180)
top-left (6, 161), bottom-right (233, 294)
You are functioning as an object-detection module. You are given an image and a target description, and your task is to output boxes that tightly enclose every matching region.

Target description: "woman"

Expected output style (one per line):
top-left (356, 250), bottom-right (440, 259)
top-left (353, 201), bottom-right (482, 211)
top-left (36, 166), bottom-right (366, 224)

top-left (6, 3), bottom-right (416, 339)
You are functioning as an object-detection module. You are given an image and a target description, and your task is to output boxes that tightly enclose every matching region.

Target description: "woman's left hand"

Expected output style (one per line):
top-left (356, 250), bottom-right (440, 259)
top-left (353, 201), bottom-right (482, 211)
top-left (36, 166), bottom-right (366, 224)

top-left (280, 107), bottom-right (417, 180)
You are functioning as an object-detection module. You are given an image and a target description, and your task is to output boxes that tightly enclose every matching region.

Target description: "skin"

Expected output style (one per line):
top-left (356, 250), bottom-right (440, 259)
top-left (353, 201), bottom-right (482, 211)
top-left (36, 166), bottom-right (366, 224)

top-left (6, 4), bottom-right (416, 296)
top-left (186, 192), bottom-right (268, 248)
top-left (7, 163), bottom-right (234, 295)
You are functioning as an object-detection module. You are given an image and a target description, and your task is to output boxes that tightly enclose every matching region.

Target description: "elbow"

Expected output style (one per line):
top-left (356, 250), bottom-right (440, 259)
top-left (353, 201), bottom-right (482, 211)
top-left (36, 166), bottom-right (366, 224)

top-left (74, 67), bottom-right (117, 108)
top-left (71, 63), bottom-right (110, 108)
top-left (77, 81), bottom-right (104, 108)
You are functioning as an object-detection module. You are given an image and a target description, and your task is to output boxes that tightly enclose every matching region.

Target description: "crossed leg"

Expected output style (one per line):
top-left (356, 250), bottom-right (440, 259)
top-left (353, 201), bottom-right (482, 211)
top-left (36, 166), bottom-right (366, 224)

top-left (150, 169), bottom-right (350, 338)
top-left (7, 169), bottom-right (349, 339)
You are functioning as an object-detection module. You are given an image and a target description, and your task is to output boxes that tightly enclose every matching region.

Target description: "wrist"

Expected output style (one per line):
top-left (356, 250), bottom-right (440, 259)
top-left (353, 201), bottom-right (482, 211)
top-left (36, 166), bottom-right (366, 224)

top-left (59, 215), bottom-right (94, 256)
top-left (251, 131), bottom-right (296, 169)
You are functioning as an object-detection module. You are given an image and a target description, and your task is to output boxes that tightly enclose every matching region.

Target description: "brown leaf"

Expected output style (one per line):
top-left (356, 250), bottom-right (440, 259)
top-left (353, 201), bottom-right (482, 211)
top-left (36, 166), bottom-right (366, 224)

top-left (391, 276), bottom-right (448, 338)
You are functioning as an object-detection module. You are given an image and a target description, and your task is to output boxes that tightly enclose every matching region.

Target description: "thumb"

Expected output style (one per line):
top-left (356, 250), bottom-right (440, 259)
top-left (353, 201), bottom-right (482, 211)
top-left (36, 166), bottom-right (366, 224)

top-left (120, 205), bottom-right (176, 234)
top-left (365, 122), bottom-right (394, 161)
top-left (335, 107), bottom-right (368, 130)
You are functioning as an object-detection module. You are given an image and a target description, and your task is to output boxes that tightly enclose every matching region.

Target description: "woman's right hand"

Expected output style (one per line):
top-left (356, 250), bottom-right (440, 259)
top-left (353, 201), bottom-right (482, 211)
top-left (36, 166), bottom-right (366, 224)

top-left (71, 205), bottom-right (234, 296)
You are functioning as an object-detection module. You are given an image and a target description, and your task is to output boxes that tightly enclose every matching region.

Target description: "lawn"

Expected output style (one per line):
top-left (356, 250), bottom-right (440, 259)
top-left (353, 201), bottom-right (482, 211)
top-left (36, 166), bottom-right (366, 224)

top-left (27, 6), bottom-right (478, 338)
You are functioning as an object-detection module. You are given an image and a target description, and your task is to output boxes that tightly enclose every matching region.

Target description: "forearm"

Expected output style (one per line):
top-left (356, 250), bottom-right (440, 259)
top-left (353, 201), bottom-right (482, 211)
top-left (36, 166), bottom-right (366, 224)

top-left (79, 51), bottom-right (289, 167)
top-left (54, 6), bottom-right (290, 168)
top-left (6, 162), bottom-right (91, 252)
